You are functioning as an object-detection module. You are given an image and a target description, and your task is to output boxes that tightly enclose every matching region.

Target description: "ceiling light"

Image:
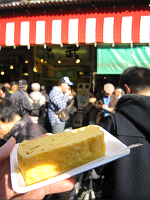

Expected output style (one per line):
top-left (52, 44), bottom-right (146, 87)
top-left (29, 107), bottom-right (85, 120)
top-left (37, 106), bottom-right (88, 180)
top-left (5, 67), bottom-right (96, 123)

top-left (58, 60), bottom-right (61, 64)
top-left (10, 65), bottom-right (14, 69)
top-left (23, 73), bottom-right (28, 76)
top-left (1, 71), bottom-right (5, 75)
top-left (79, 71), bottom-right (83, 75)
top-left (76, 58), bottom-right (80, 64)
top-left (76, 55), bottom-right (80, 64)
top-left (33, 67), bottom-right (37, 72)
top-left (25, 60), bottom-right (28, 64)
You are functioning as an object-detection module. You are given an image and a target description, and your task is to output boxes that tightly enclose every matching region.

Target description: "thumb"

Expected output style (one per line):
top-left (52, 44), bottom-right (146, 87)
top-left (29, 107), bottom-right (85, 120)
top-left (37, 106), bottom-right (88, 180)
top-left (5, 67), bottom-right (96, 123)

top-left (0, 137), bottom-right (16, 163)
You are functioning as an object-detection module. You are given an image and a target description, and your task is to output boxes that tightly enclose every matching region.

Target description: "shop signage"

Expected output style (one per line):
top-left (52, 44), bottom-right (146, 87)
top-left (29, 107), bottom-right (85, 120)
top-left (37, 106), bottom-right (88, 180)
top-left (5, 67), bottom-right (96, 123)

top-left (34, 46), bottom-right (53, 75)
top-left (42, 67), bottom-right (76, 80)
top-left (0, 56), bottom-right (19, 67)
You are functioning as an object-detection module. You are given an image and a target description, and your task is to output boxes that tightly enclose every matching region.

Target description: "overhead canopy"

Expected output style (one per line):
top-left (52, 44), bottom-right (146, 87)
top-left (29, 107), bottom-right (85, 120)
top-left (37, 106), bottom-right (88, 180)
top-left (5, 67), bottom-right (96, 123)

top-left (0, 6), bottom-right (150, 47)
top-left (97, 45), bottom-right (150, 74)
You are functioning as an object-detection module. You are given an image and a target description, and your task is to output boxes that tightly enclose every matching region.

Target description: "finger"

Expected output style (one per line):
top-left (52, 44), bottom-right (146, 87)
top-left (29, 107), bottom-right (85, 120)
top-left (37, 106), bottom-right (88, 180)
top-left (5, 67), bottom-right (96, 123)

top-left (12, 178), bottom-right (75, 199)
top-left (44, 177), bottom-right (75, 195)
top-left (12, 188), bottom-right (46, 200)
top-left (0, 137), bottom-right (16, 163)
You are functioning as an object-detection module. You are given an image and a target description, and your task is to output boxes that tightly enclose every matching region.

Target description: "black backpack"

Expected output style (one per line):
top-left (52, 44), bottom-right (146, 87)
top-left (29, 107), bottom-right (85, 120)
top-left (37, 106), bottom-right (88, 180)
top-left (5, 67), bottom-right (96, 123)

top-left (30, 97), bottom-right (42, 116)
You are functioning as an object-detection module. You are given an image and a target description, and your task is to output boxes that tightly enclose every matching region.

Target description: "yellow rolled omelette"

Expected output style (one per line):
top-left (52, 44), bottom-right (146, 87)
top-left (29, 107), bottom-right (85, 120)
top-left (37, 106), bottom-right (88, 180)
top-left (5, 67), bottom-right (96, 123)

top-left (17, 125), bottom-right (106, 185)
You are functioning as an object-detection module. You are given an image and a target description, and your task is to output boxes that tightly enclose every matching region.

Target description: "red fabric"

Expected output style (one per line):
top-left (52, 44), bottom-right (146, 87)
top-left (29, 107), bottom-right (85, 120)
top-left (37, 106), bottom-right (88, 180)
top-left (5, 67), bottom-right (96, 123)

top-left (0, 6), bottom-right (149, 46)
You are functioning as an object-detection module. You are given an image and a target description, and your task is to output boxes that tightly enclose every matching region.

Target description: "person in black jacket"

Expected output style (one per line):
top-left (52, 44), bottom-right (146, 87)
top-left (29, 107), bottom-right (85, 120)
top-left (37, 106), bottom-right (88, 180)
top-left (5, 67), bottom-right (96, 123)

top-left (10, 79), bottom-right (33, 117)
top-left (99, 66), bottom-right (150, 199)
top-left (0, 98), bottom-right (47, 144)
top-left (0, 98), bottom-right (75, 200)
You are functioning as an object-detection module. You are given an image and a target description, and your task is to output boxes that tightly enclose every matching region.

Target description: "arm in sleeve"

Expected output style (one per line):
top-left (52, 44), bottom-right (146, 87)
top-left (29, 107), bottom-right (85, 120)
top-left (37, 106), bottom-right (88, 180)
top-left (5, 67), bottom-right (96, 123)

top-left (99, 114), bottom-right (117, 136)
top-left (50, 91), bottom-right (68, 110)
top-left (22, 93), bottom-right (33, 111)
top-left (94, 99), bottom-right (103, 110)
top-left (85, 102), bottom-right (95, 113)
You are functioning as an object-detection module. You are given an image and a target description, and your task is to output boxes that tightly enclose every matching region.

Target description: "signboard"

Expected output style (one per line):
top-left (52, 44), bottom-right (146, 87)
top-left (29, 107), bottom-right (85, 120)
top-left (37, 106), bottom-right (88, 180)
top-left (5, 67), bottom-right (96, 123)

top-left (42, 67), bottom-right (76, 80)
top-left (77, 83), bottom-right (90, 108)
top-left (34, 46), bottom-right (53, 75)
top-left (0, 56), bottom-right (19, 67)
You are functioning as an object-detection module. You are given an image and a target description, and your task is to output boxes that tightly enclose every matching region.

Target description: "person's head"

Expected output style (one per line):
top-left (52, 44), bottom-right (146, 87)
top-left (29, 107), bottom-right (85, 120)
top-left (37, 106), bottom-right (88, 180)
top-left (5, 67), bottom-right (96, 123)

top-left (0, 83), bottom-right (6, 98)
top-left (120, 66), bottom-right (150, 95)
top-left (10, 81), bottom-right (18, 92)
top-left (31, 82), bottom-right (40, 91)
top-left (0, 98), bottom-right (19, 138)
top-left (58, 76), bottom-right (73, 93)
top-left (40, 84), bottom-right (46, 92)
top-left (18, 79), bottom-right (28, 91)
top-left (103, 83), bottom-right (114, 97)
top-left (3, 82), bottom-right (10, 89)
top-left (88, 88), bottom-right (97, 97)
top-left (115, 87), bottom-right (122, 98)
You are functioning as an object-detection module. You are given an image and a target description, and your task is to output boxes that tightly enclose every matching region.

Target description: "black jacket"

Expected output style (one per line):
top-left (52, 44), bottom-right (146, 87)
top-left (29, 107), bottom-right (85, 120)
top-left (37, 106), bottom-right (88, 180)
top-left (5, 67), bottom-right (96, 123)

top-left (10, 89), bottom-right (33, 117)
top-left (3, 114), bottom-right (47, 144)
top-left (99, 94), bottom-right (150, 199)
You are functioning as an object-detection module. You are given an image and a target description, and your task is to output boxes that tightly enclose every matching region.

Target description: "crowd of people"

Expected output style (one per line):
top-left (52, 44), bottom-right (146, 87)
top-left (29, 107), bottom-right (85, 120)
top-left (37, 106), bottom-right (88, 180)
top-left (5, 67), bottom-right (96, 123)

top-left (0, 66), bottom-right (150, 199)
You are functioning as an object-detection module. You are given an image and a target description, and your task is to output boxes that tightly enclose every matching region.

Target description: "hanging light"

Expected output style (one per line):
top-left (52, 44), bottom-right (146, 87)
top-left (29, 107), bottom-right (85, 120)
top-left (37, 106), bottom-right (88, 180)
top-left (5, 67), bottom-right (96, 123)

top-left (25, 59), bottom-right (28, 64)
top-left (58, 56), bottom-right (61, 64)
top-left (76, 55), bottom-right (80, 64)
top-left (10, 65), bottom-right (14, 69)
top-left (1, 71), bottom-right (5, 75)
top-left (23, 73), bottom-right (28, 76)
top-left (58, 60), bottom-right (61, 64)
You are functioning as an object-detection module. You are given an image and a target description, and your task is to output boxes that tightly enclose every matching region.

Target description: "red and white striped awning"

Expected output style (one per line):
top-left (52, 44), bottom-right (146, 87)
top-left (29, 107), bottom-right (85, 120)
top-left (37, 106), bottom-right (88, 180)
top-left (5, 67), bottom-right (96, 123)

top-left (0, 6), bottom-right (150, 47)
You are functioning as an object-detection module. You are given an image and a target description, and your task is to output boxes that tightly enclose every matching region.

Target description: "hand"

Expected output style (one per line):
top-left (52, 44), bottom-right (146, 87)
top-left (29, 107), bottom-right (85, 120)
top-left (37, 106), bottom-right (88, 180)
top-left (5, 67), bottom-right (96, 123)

top-left (102, 104), bottom-right (108, 110)
top-left (107, 107), bottom-right (114, 113)
top-left (0, 137), bottom-right (75, 200)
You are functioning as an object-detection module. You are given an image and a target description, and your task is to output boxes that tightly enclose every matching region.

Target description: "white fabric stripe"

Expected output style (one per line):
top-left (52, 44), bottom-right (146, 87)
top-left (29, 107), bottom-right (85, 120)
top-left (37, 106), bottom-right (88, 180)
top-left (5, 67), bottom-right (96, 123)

top-left (121, 16), bottom-right (132, 43)
top-left (6, 22), bottom-right (15, 46)
top-left (52, 20), bottom-right (61, 44)
top-left (86, 18), bottom-right (96, 43)
top-left (103, 17), bottom-right (114, 43)
top-left (68, 19), bottom-right (78, 44)
top-left (36, 21), bottom-right (45, 44)
top-left (20, 22), bottom-right (29, 45)
top-left (140, 16), bottom-right (150, 43)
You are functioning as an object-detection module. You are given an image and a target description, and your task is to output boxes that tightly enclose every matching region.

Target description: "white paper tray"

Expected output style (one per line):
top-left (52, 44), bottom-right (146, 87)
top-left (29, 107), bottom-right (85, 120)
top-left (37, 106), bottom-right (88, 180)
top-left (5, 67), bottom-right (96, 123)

top-left (10, 126), bottom-right (130, 194)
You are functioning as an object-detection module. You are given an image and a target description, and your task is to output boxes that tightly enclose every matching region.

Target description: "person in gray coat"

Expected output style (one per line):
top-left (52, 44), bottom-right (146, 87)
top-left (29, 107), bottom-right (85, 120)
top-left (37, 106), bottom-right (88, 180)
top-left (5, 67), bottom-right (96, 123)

top-left (10, 79), bottom-right (33, 117)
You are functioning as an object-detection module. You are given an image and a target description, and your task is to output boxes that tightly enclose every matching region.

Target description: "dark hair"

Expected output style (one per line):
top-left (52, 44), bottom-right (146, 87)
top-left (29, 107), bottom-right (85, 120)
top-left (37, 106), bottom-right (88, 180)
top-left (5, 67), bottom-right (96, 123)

top-left (10, 81), bottom-right (17, 87)
top-left (58, 78), bottom-right (65, 86)
top-left (0, 98), bottom-right (18, 122)
top-left (89, 88), bottom-right (97, 96)
top-left (119, 66), bottom-right (150, 93)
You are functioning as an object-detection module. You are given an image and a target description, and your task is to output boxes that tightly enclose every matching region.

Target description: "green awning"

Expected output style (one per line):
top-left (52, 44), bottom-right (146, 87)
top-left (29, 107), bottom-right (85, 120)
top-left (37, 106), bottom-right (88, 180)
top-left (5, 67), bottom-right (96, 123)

top-left (97, 46), bottom-right (150, 74)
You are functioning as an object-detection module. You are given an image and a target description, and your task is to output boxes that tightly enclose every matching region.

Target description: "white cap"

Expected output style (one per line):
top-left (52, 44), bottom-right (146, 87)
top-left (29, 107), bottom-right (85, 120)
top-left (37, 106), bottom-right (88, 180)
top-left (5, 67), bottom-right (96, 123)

top-left (63, 76), bottom-right (73, 86)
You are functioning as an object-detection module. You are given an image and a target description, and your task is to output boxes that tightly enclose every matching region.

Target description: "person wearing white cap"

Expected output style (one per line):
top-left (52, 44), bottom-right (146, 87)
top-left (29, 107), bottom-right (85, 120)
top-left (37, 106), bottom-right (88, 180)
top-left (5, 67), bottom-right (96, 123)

top-left (48, 76), bottom-right (73, 134)
top-left (94, 83), bottom-right (118, 124)
top-left (115, 86), bottom-right (123, 99)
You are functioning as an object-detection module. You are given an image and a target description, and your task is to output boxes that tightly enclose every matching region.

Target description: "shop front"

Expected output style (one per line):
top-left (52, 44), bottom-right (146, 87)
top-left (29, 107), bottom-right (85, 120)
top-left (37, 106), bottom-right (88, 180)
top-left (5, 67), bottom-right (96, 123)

top-left (0, 1), bottom-right (150, 89)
